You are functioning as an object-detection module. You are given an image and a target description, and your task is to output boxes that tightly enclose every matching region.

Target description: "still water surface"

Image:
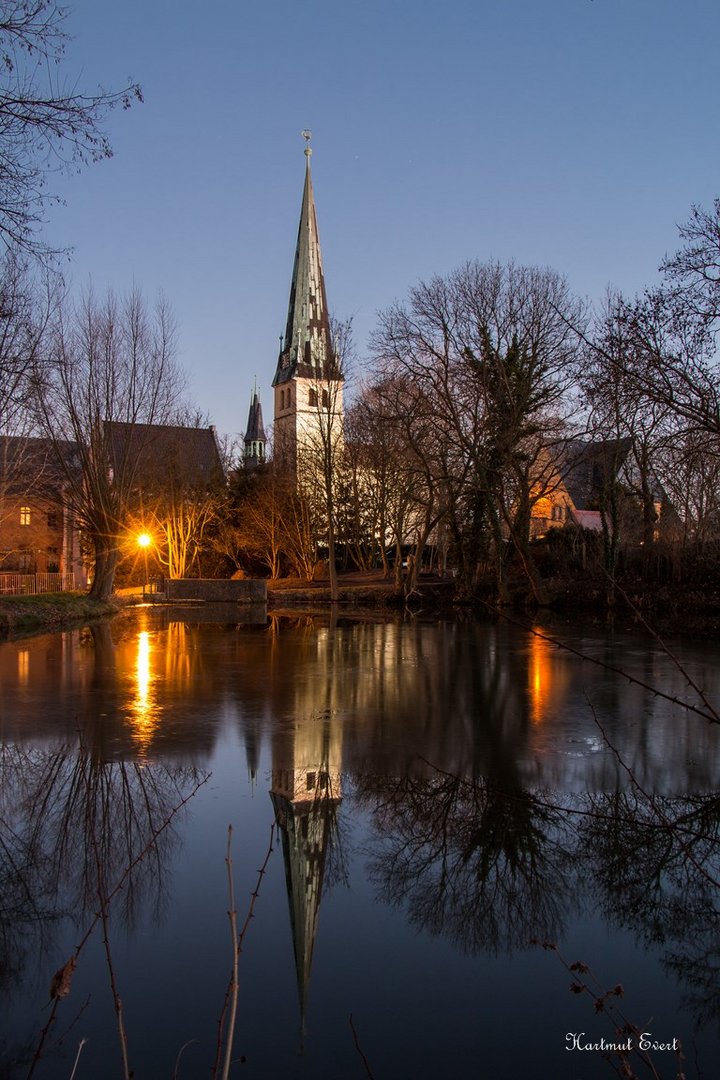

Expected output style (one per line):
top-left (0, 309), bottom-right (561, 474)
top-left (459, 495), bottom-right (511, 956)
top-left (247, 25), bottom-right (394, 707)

top-left (1, 607), bottom-right (720, 1079)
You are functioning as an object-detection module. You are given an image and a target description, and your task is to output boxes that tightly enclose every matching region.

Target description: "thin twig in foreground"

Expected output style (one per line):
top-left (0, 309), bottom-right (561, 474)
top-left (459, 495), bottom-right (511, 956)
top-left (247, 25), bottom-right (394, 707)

top-left (349, 1014), bottom-right (376, 1080)
top-left (589, 701), bottom-right (720, 889)
top-left (483, 603), bottom-right (720, 725)
top-left (214, 822), bottom-right (275, 1080)
top-left (607, 573), bottom-right (720, 722)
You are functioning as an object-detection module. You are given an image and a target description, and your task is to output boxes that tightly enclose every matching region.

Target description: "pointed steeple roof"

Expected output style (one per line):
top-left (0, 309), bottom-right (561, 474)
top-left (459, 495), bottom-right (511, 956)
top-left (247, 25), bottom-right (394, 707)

top-left (243, 384), bottom-right (266, 470)
top-left (244, 388), bottom-right (266, 444)
top-left (273, 143), bottom-right (336, 386)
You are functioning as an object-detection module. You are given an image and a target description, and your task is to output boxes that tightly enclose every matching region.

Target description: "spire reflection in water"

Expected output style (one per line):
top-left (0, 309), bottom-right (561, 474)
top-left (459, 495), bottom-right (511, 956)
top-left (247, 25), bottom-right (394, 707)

top-left (1, 609), bottom-right (720, 1079)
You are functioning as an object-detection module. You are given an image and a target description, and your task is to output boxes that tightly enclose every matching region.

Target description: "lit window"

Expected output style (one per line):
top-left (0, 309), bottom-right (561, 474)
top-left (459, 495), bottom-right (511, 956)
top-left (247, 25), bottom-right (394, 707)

top-left (20, 506), bottom-right (31, 526)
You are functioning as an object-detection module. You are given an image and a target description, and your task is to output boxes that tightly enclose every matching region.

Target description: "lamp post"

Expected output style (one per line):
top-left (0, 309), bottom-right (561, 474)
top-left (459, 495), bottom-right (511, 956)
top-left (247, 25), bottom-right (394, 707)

top-left (137, 533), bottom-right (151, 599)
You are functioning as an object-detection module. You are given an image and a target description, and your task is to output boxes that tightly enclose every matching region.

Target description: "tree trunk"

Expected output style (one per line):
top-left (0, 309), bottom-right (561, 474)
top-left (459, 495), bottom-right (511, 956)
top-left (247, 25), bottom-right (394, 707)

top-left (89, 541), bottom-right (120, 600)
top-left (327, 520), bottom-right (339, 602)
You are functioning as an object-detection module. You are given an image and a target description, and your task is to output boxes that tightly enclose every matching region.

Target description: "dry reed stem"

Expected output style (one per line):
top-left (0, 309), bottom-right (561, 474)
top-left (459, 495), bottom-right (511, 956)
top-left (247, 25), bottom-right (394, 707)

top-left (214, 823), bottom-right (275, 1079)
top-left (67, 1038), bottom-right (88, 1080)
top-left (173, 1039), bottom-right (198, 1080)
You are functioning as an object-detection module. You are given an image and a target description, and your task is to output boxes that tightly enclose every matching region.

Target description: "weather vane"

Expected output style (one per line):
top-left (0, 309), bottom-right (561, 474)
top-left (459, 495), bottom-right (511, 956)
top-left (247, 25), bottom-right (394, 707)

top-left (301, 128), bottom-right (312, 157)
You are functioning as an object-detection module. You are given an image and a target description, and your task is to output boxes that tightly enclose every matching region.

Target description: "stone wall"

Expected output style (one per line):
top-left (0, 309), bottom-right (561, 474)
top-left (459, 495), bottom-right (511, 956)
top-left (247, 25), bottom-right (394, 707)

top-left (165, 578), bottom-right (266, 603)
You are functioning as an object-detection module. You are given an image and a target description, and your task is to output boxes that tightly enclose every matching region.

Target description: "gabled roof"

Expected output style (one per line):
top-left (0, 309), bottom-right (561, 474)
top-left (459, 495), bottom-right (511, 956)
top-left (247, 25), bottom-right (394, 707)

top-left (272, 147), bottom-right (338, 386)
top-left (555, 437), bottom-right (632, 510)
top-left (103, 422), bottom-right (224, 490)
top-left (0, 435), bottom-right (81, 497)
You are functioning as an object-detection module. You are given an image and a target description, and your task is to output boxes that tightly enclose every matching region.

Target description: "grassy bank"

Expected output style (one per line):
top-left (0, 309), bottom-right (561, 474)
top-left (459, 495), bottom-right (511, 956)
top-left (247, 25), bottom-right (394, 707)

top-left (0, 593), bottom-right (118, 638)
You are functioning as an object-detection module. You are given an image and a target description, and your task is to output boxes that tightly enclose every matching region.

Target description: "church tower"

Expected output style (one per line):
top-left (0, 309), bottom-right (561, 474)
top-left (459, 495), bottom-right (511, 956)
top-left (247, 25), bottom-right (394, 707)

top-left (243, 385), bottom-right (266, 470)
top-left (272, 135), bottom-right (344, 471)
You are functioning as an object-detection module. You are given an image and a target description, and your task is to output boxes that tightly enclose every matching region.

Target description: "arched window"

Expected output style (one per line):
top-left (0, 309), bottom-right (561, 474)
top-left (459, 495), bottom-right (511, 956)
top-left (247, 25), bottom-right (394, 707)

top-left (308, 388), bottom-right (318, 407)
top-left (280, 389), bottom-right (285, 409)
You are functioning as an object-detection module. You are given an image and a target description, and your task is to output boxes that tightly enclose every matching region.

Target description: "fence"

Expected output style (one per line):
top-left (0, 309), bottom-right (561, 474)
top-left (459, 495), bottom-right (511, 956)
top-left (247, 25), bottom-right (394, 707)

top-left (0, 572), bottom-right (77, 595)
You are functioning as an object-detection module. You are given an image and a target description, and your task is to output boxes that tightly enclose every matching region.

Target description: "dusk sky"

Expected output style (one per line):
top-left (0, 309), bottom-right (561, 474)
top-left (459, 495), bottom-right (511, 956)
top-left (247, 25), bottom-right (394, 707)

top-left (42, 0), bottom-right (720, 444)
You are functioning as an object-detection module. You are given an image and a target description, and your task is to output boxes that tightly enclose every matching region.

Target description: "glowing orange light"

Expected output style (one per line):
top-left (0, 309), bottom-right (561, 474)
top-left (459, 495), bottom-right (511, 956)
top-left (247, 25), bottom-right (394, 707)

top-left (137, 532), bottom-right (151, 548)
top-left (129, 630), bottom-right (160, 751)
top-left (529, 631), bottom-right (551, 726)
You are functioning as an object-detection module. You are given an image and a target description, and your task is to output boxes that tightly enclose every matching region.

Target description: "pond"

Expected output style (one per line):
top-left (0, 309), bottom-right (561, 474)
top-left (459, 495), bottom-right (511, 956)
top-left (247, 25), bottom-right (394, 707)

top-left (1, 606), bottom-right (719, 1079)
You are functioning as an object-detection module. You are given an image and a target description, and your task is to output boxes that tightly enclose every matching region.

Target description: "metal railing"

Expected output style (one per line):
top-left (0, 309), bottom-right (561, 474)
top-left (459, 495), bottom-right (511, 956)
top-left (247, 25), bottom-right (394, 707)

top-left (0, 572), bottom-right (77, 595)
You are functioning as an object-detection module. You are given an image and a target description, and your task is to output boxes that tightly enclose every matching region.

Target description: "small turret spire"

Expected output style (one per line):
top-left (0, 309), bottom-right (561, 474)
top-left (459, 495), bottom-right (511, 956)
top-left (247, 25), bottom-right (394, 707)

top-left (243, 384), bottom-right (266, 470)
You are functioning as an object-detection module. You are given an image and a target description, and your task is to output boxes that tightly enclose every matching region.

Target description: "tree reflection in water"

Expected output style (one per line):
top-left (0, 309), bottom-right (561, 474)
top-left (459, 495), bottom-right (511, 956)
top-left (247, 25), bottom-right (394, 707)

top-left (579, 789), bottom-right (720, 1030)
top-left (0, 736), bottom-right (207, 1074)
top-left (359, 770), bottom-right (574, 954)
top-left (359, 766), bottom-right (720, 1032)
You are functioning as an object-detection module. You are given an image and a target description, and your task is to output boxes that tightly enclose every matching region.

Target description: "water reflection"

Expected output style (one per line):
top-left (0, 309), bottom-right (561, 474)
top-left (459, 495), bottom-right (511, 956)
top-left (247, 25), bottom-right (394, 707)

top-left (359, 771), bottom-right (573, 954)
top-left (129, 629), bottom-right (161, 751)
top-left (2, 612), bottom-right (719, 790)
top-left (2, 610), bottom-right (720, 1076)
top-left (356, 767), bottom-right (720, 1025)
top-left (0, 738), bottom-right (206, 1014)
top-left (270, 704), bottom-right (344, 1029)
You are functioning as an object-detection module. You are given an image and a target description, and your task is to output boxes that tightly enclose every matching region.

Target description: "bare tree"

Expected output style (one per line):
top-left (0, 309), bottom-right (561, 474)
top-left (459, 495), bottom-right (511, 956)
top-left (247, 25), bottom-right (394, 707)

top-left (32, 285), bottom-right (184, 599)
top-left (0, 250), bottom-right (54, 546)
top-left (581, 201), bottom-right (720, 445)
top-left (371, 261), bottom-right (583, 599)
top-left (0, 248), bottom-right (49, 427)
top-left (661, 197), bottom-right (720, 330)
top-left (0, 0), bottom-right (142, 257)
top-left (579, 292), bottom-right (674, 566)
top-left (220, 466), bottom-right (293, 580)
top-left (344, 386), bottom-right (423, 575)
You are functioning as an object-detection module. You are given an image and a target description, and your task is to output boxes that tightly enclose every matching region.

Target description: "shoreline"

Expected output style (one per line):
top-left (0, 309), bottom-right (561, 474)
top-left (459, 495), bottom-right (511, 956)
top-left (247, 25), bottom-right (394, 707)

top-left (2, 571), bottom-right (720, 641)
top-left (0, 593), bottom-right (119, 639)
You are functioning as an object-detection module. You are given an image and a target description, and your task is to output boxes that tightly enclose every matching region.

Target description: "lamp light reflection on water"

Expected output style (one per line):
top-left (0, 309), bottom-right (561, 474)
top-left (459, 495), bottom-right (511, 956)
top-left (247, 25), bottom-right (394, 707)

top-left (130, 630), bottom-right (160, 750)
top-left (17, 648), bottom-right (29, 684)
top-left (529, 631), bottom-right (551, 725)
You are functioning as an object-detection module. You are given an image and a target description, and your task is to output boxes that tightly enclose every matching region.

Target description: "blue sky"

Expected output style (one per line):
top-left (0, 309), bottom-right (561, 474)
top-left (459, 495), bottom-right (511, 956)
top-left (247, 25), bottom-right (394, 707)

top-left (41, 0), bottom-right (720, 442)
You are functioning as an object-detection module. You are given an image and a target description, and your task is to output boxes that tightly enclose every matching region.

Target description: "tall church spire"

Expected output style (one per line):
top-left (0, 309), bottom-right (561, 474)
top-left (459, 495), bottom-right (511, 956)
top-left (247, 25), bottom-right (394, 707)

top-left (273, 136), bottom-right (334, 386)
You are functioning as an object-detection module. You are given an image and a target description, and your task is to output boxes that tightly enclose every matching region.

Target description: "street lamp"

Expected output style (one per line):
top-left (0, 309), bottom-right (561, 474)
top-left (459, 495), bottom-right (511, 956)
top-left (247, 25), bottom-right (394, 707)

top-left (137, 532), bottom-right (151, 599)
